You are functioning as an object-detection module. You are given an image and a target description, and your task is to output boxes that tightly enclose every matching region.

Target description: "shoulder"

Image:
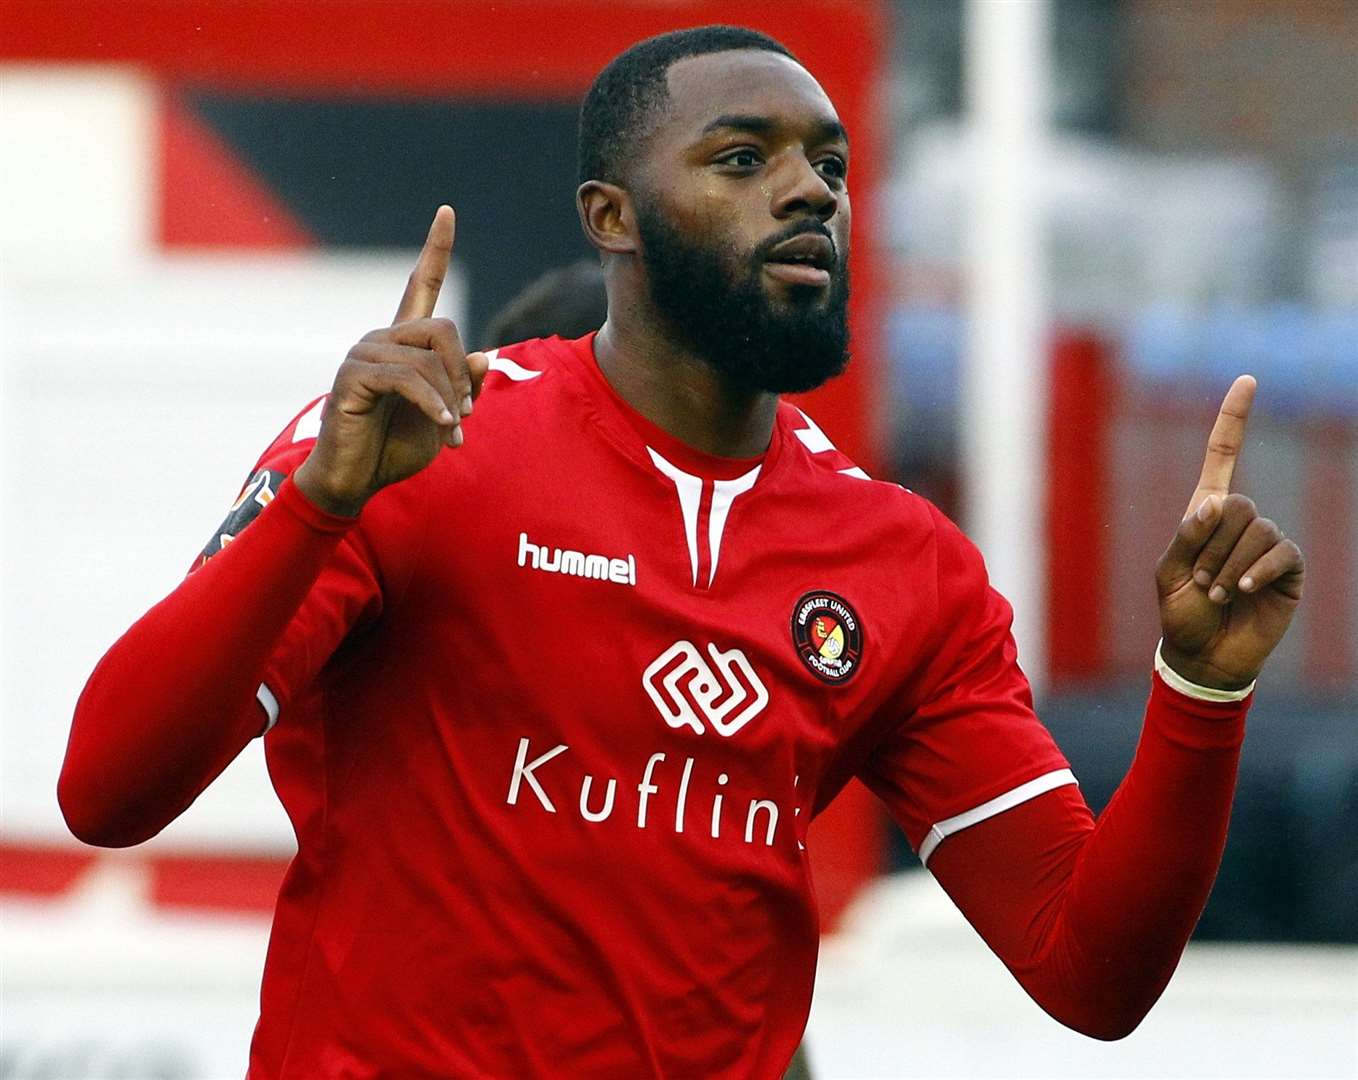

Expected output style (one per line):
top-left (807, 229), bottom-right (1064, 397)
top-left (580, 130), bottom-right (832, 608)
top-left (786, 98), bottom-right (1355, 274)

top-left (451, 335), bottom-right (576, 435)
top-left (249, 395), bottom-right (328, 473)
top-left (479, 335), bottom-right (575, 396)
top-left (776, 400), bottom-right (936, 528)
top-left (775, 401), bottom-right (987, 587)
top-left (481, 337), bottom-right (557, 386)
top-left (191, 396), bottom-right (328, 571)
top-left (248, 394), bottom-right (427, 539)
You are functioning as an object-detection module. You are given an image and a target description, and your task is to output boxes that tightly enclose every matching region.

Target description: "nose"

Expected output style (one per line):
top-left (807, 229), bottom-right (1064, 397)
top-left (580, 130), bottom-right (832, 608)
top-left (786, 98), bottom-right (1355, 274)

top-left (770, 154), bottom-right (839, 223)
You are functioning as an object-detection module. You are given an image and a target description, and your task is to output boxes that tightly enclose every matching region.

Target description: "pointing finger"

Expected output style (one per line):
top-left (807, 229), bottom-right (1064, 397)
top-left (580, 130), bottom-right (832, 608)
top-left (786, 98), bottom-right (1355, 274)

top-left (1185, 374), bottom-right (1256, 517)
top-left (394, 205), bottom-right (455, 325)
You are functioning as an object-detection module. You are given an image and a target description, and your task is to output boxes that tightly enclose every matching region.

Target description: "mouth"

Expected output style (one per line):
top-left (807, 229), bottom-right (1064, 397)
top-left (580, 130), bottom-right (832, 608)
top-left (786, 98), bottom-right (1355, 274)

top-left (763, 232), bottom-right (835, 288)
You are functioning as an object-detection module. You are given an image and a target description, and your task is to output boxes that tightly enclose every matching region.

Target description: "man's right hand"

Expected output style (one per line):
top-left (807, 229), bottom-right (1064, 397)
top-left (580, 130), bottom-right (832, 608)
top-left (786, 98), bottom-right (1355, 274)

top-left (294, 206), bottom-right (489, 517)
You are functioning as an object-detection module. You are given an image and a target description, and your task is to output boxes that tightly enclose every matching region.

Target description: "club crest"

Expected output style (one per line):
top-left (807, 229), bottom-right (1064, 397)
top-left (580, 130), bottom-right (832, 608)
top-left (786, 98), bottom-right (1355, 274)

top-left (791, 591), bottom-right (863, 683)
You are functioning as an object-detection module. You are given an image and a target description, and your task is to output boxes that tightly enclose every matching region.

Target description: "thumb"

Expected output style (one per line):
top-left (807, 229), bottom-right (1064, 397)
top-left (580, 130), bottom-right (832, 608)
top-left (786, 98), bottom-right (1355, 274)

top-left (1156, 494), bottom-right (1223, 592)
top-left (466, 351), bottom-right (492, 398)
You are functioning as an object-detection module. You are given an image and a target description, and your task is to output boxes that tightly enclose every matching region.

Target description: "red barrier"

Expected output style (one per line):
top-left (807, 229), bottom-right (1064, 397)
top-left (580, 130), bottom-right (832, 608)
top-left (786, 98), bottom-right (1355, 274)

top-left (0, 842), bottom-right (97, 898)
top-left (1047, 331), bottom-right (1115, 684)
top-left (159, 93), bottom-right (313, 248)
top-left (1302, 419), bottom-right (1355, 688)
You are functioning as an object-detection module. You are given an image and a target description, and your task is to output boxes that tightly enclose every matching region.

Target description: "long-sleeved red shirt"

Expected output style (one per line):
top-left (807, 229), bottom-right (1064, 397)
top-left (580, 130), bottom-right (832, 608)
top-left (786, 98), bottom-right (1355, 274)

top-left (61, 333), bottom-right (1249, 1076)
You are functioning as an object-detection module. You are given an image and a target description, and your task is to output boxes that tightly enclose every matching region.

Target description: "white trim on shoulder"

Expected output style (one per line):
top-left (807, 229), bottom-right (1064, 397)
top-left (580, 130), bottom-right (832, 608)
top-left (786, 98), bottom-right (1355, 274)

top-left (484, 348), bottom-right (542, 382)
top-left (792, 408), bottom-right (836, 454)
top-left (256, 683), bottom-right (280, 734)
top-left (918, 768), bottom-right (1078, 867)
top-left (1154, 639), bottom-right (1255, 702)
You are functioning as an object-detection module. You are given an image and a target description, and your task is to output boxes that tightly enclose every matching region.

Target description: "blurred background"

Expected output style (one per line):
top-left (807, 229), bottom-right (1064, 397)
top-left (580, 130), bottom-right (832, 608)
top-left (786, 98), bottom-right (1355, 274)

top-left (1, 1), bottom-right (1354, 1077)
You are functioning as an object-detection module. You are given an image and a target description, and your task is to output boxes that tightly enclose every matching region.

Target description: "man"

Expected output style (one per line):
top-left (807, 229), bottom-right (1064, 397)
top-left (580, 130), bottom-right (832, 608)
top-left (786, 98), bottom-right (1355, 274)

top-left (60, 25), bottom-right (1304, 1079)
top-left (480, 261), bottom-right (814, 1080)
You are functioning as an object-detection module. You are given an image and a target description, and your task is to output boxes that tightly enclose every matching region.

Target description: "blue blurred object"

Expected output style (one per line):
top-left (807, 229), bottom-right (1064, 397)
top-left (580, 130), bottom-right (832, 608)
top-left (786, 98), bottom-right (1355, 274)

top-left (1122, 306), bottom-right (1358, 415)
top-left (1317, 310), bottom-right (1358, 413)
top-left (885, 304), bottom-right (1357, 434)
top-left (885, 307), bottom-right (964, 415)
top-left (1124, 306), bottom-right (1201, 384)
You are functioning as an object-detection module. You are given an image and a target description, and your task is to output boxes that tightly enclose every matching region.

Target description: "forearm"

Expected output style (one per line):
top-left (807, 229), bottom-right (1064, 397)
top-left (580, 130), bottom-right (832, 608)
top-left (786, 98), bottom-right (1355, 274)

top-left (930, 674), bottom-right (1248, 1040)
top-left (1050, 674), bottom-right (1246, 1033)
top-left (58, 479), bottom-right (354, 846)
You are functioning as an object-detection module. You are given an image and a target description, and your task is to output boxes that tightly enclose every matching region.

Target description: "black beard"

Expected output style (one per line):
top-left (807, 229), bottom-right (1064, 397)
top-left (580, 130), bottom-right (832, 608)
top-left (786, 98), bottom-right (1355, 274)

top-left (634, 201), bottom-right (850, 395)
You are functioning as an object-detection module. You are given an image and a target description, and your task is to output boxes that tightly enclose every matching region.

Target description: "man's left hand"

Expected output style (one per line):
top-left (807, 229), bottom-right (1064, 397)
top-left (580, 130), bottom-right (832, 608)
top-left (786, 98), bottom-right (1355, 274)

top-left (1155, 375), bottom-right (1306, 691)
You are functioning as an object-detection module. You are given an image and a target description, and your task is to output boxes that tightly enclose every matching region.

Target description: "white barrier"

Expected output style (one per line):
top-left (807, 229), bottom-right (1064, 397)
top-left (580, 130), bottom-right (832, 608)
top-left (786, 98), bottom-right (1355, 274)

top-left (4, 866), bottom-right (1355, 1079)
top-left (806, 872), bottom-right (1358, 1080)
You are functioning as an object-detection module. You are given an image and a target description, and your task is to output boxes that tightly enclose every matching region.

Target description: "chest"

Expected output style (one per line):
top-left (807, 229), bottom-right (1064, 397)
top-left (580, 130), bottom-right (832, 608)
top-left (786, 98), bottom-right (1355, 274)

top-left (387, 450), bottom-right (920, 819)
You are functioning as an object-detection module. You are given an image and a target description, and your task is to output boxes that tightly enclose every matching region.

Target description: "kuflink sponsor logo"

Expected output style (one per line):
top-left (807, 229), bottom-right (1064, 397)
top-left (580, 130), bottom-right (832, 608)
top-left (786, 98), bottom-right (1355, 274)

top-left (641, 640), bottom-right (769, 738)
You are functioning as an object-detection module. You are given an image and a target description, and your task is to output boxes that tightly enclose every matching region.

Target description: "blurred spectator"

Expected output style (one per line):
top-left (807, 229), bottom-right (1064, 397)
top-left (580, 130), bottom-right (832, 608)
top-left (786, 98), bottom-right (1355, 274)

top-left (481, 259), bottom-right (607, 349)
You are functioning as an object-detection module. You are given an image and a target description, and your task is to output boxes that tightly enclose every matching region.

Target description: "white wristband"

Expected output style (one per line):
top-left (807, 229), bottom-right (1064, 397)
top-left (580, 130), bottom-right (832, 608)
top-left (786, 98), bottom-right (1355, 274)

top-left (1155, 640), bottom-right (1255, 702)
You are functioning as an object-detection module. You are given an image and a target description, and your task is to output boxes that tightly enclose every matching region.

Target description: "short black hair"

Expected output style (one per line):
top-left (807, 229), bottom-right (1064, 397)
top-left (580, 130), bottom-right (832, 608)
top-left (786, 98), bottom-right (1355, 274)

top-left (481, 260), bottom-right (607, 348)
top-left (577, 25), bottom-right (798, 187)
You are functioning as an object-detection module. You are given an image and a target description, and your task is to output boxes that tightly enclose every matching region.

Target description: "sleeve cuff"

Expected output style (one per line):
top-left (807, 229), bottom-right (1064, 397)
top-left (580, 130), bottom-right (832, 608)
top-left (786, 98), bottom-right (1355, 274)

top-left (1155, 639), bottom-right (1256, 702)
top-left (275, 475), bottom-right (362, 534)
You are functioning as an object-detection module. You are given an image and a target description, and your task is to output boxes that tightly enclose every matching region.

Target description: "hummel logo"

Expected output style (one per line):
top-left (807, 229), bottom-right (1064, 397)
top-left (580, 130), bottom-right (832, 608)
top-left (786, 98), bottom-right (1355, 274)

top-left (517, 532), bottom-right (637, 587)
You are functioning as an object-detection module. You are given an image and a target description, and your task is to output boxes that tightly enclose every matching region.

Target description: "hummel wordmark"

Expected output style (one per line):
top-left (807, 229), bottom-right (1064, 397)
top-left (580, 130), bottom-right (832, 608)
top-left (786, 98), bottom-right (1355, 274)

top-left (518, 532), bottom-right (637, 587)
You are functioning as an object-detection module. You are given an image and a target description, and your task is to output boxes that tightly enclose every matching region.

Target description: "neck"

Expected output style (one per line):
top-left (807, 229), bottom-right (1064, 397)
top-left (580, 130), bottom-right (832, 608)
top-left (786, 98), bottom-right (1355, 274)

top-left (593, 294), bottom-right (779, 460)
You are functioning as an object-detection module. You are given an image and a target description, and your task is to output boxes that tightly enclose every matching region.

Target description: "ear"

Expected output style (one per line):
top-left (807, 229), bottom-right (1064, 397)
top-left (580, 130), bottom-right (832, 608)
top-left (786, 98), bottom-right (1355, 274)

top-left (577, 181), bottom-right (637, 256)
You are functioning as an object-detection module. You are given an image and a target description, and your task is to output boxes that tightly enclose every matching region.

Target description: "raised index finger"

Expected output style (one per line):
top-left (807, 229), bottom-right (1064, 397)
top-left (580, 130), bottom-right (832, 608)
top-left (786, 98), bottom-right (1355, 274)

top-left (393, 205), bottom-right (455, 324)
top-left (1185, 374), bottom-right (1256, 517)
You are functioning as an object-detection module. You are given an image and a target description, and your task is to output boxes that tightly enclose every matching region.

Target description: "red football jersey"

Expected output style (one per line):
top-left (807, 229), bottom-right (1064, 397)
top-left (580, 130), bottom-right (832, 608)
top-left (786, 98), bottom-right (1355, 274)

top-left (227, 332), bottom-right (1070, 1077)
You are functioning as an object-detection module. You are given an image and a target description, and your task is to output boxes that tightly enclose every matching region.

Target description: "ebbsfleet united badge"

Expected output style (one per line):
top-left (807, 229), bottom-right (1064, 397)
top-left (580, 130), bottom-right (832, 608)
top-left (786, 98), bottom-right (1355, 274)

top-left (791, 591), bottom-right (863, 683)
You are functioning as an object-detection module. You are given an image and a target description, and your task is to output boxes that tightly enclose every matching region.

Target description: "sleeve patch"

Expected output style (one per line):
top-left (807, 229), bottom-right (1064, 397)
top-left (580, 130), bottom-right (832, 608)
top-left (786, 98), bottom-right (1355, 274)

top-left (198, 468), bottom-right (285, 565)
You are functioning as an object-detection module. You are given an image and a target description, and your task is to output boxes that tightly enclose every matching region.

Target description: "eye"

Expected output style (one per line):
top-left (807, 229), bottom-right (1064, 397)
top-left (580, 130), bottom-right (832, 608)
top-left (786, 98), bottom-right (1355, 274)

top-left (816, 155), bottom-right (848, 182)
top-left (715, 148), bottom-right (763, 170)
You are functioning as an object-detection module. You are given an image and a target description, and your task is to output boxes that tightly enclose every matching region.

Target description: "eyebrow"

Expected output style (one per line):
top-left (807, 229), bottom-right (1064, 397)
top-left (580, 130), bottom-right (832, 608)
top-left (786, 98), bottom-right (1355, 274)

top-left (700, 113), bottom-right (849, 146)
